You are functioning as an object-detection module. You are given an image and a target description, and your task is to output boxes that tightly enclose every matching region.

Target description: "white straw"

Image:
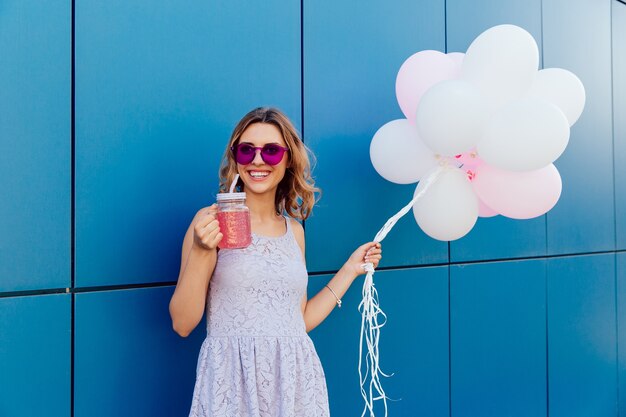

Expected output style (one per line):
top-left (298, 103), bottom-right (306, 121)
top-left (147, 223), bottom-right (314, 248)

top-left (229, 174), bottom-right (239, 193)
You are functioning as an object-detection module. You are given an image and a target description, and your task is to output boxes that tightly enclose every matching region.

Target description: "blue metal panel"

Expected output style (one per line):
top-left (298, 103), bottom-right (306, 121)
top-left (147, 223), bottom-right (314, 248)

top-left (447, 0), bottom-right (542, 54)
top-left (75, 0), bottom-right (301, 287)
top-left (614, 1), bottom-right (626, 250)
top-left (544, 0), bottom-right (614, 254)
top-left (547, 254), bottom-right (617, 417)
top-left (0, 294), bottom-right (70, 416)
top-left (447, 0), bottom-right (545, 262)
top-left (304, 0), bottom-right (447, 273)
top-left (618, 253), bottom-right (626, 413)
top-left (0, 0), bottom-right (70, 291)
top-left (308, 266), bottom-right (449, 416)
top-left (450, 259), bottom-right (547, 417)
top-left (451, 216), bottom-right (546, 262)
top-left (74, 286), bottom-right (205, 417)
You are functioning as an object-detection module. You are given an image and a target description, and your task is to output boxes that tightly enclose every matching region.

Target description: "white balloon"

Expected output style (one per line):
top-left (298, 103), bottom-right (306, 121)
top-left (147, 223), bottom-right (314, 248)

top-left (478, 97), bottom-right (570, 172)
top-left (528, 68), bottom-right (586, 126)
top-left (462, 24), bottom-right (539, 109)
top-left (413, 166), bottom-right (478, 241)
top-left (370, 119), bottom-right (438, 184)
top-left (447, 52), bottom-right (465, 78)
top-left (416, 79), bottom-right (488, 156)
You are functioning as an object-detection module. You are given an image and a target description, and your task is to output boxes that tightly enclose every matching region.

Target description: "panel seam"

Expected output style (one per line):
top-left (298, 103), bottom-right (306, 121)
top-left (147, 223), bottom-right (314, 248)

top-left (300, 0), bottom-right (306, 235)
top-left (611, 5), bottom-right (619, 415)
top-left (70, 0), bottom-right (76, 415)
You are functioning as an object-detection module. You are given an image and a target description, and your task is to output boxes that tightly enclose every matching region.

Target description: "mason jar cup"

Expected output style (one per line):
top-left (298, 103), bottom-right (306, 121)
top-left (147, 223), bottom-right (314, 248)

top-left (216, 192), bottom-right (251, 249)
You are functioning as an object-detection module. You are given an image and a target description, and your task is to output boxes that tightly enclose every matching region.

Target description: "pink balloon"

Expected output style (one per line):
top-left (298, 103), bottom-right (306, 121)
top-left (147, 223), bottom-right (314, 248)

top-left (472, 164), bottom-right (562, 220)
top-left (478, 198), bottom-right (498, 217)
top-left (396, 51), bottom-right (457, 123)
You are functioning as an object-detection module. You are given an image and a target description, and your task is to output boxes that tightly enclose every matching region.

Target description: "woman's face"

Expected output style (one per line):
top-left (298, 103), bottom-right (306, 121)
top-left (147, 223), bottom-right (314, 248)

top-left (235, 122), bottom-right (289, 197)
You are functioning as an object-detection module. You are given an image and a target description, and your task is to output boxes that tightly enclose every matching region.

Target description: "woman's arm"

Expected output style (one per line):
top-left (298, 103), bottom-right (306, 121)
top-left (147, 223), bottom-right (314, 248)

top-left (292, 220), bottom-right (382, 333)
top-left (169, 205), bottom-right (222, 337)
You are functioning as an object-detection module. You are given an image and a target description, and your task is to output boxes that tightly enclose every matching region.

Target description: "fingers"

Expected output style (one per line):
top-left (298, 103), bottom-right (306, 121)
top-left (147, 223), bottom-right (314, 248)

top-left (195, 214), bottom-right (216, 229)
top-left (364, 254), bottom-right (382, 263)
top-left (205, 222), bottom-right (221, 238)
top-left (359, 241), bottom-right (379, 251)
top-left (196, 204), bottom-right (219, 228)
top-left (197, 224), bottom-right (222, 250)
top-left (209, 231), bottom-right (224, 249)
top-left (365, 243), bottom-right (382, 256)
top-left (364, 242), bottom-right (382, 266)
top-left (194, 204), bottom-right (222, 250)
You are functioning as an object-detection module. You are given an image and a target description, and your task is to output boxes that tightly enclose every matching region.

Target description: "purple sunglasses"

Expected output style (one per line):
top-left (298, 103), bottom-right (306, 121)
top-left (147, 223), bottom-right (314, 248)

top-left (231, 142), bottom-right (289, 166)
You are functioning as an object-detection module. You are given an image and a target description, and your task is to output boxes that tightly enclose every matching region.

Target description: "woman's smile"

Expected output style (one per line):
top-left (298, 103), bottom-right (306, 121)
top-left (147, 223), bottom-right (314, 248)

top-left (247, 170), bottom-right (271, 181)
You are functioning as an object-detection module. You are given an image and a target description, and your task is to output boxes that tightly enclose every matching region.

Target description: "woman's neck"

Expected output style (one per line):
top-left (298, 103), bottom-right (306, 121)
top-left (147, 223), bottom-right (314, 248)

top-left (244, 189), bottom-right (280, 222)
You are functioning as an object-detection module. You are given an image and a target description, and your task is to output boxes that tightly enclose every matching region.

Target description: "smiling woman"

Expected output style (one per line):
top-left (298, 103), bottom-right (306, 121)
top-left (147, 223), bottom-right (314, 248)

top-left (229, 123), bottom-right (291, 200)
top-left (168, 107), bottom-right (383, 417)
top-left (219, 108), bottom-right (320, 221)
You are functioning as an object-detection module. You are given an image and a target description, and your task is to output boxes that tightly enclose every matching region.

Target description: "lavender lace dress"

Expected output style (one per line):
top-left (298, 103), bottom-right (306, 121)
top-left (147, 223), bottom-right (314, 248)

top-left (188, 215), bottom-right (331, 417)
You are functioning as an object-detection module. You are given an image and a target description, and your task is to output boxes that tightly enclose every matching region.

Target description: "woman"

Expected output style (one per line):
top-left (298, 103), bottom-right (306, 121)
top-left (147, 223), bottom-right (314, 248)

top-left (169, 107), bottom-right (382, 416)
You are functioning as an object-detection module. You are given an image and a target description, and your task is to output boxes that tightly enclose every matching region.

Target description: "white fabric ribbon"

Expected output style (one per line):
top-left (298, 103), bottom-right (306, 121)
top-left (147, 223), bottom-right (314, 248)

top-left (357, 166), bottom-right (444, 417)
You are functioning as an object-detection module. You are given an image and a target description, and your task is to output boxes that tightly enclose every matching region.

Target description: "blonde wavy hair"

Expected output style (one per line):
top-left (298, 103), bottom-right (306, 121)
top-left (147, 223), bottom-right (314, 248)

top-left (218, 107), bottom-right (321, 221)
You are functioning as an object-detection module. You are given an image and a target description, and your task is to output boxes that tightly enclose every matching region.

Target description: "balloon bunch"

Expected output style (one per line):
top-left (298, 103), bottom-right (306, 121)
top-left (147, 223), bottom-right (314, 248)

top-left (357, 25), bottom-right (585, 417)
top-left (370, 24), bottom-right (586, 241)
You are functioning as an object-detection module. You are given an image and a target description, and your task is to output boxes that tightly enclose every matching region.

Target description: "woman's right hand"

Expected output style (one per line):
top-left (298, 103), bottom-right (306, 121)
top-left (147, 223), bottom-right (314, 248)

top-left (193, 204), bottom-right (223, 251)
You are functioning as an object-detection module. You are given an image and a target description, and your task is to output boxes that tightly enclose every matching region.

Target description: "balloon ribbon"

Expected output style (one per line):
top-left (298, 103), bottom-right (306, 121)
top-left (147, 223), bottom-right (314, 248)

top-left (358, 166), bottom-right (444, 417)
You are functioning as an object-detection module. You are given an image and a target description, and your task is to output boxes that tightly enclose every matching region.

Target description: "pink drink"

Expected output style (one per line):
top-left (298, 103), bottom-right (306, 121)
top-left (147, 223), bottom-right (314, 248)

top-left (217, 210), bottom-right (251, 249)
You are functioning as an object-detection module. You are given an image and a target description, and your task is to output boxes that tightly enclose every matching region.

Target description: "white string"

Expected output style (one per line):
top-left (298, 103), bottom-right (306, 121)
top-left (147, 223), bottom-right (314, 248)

top-left (357, 166), bottom-right (444, 417)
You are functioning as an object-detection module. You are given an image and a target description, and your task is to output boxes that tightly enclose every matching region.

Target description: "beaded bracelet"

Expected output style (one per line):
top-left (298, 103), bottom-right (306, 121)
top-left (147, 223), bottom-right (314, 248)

top-left (325, 284), bottom-right (342, 308)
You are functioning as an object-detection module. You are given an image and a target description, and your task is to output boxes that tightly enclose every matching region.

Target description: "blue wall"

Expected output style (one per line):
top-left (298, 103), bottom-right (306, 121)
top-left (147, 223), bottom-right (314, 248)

top-left (1, 0), bottom-right (625, 416)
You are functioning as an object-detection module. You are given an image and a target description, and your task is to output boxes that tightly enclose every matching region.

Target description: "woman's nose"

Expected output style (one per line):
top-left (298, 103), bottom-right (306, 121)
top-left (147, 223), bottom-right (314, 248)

top-left (251, 149), bottom-right (264, 165)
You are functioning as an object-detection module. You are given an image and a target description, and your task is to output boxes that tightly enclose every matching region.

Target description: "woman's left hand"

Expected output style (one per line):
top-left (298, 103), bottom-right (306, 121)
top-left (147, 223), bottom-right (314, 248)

top-left (343, 242), bottom-right (382, 277)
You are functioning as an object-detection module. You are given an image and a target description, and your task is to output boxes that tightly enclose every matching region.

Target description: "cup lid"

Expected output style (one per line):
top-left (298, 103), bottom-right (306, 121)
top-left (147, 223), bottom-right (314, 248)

top-left (216, 192), bottom-right (246, 202)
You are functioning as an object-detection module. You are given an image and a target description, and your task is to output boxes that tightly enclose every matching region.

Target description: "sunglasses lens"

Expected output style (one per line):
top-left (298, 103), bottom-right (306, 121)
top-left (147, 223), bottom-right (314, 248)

top-left (261, 144), bottom-right (285, 165)
top-left (234, 144), bottom-right (255, 164)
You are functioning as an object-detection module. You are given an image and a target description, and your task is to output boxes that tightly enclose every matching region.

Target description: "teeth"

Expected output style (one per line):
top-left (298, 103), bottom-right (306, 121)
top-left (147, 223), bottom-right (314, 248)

top-left (250, 171), bottom-right (269, 178)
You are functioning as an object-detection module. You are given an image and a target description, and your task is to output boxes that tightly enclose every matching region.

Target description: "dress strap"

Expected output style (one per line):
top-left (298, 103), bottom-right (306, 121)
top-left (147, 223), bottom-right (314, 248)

top-left (283, 215), bottom-right (291, 234)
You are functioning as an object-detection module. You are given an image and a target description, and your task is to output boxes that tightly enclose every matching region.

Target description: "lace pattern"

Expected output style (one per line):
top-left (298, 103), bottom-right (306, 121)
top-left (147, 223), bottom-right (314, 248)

top-left (188, 216), bottom-right (330, 417)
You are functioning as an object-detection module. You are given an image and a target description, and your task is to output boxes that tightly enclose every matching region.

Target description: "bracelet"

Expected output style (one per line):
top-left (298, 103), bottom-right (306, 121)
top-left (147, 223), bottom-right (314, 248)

top-left (325, 284), bottom-right (342, 308)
